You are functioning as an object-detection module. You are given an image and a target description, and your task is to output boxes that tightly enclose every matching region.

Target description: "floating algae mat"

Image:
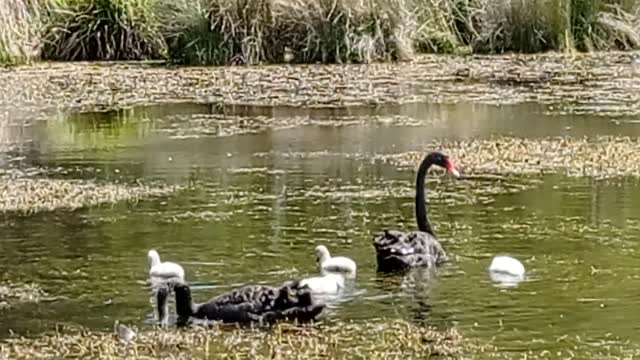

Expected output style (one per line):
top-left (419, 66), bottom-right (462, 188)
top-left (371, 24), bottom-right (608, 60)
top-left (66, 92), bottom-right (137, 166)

top-left (0, 282), bottom-right (52, 310)
top-left (0, 177), bottom-right (179, 213)
top-left (0, 320), bottom-right (468, 360)
top-left (1, 52), bottom-right (639, 117)
top-left (383, 135), bottom-right (640, 179)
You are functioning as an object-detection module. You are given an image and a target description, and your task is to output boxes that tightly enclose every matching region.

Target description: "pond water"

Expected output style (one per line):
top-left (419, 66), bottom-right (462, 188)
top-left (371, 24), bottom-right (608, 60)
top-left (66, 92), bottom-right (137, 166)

top-left (2, 101), bottom-right (640, 358)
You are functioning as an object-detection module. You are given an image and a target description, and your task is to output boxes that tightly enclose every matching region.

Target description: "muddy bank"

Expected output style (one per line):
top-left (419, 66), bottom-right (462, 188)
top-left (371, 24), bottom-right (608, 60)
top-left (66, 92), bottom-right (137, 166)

top-left (0, 319), bottom-right (467, 360)
top-left (1, 51), bottom-right (639, 117)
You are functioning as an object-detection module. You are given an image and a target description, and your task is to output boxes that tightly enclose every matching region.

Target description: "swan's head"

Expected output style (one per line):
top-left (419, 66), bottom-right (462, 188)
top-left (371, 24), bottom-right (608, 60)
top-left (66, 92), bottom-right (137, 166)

top-left (147, 249), bottom-right (161, 268)
top-left (428, 151), bottom-right (460, 177)
top-left (314, 245), bottom-right (331, 265)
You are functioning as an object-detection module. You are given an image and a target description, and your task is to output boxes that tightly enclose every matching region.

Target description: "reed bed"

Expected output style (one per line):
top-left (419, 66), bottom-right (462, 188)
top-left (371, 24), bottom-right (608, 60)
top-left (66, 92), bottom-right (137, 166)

top-left (1, 0), bottom-right (640, 65)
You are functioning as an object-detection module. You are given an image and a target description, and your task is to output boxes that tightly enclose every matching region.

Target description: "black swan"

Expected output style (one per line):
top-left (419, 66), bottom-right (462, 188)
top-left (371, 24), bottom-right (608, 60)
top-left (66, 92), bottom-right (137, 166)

top-left (156, 278), bottom-right (325, 327)
top-left (373, 151), bottom-right (460, 272)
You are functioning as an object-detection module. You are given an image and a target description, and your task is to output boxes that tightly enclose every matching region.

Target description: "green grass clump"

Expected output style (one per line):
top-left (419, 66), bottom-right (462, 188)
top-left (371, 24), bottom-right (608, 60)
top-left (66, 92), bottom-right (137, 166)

top-left (42, 0), bottom-right (166, 61)
top-left (0, 0), bottom-right (44, 65)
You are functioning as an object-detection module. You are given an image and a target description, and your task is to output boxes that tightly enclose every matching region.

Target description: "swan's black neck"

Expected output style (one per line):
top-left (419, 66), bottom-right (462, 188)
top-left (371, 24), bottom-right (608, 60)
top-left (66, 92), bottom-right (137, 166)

top-left (173, 281), bottom-right (196, 326)
top-left (415, 155), bottom-right (435, 236)
top-left (156, 286), bottom-right (170, 326)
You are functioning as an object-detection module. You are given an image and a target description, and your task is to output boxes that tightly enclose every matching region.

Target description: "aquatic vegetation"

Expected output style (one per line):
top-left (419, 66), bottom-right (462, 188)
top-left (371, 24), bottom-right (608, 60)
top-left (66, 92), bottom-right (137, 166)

top-left (0, 177), bottom-right (179, 214)
top-left (1, 51), bottom-right (639, 117)
top-left (0, 282), bottom-right (50, 310)
top-left (387, 135), bottom-right (640, 179)
top-left (0, 319), bottom-right (465, 359)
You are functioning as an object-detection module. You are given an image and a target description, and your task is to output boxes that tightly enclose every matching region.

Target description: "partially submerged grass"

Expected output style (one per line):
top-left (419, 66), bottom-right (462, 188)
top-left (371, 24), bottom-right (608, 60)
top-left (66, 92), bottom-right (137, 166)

top-left (0, 281), bottom-right (50, 310)
top-left (0, 177), bottom-right (179, 214)
top-left (387, 135), bottom-right (640, 179)
top-left (2, 50), bottom-right (639, 115)
top-left (0, 319), bottom-right (467, 359)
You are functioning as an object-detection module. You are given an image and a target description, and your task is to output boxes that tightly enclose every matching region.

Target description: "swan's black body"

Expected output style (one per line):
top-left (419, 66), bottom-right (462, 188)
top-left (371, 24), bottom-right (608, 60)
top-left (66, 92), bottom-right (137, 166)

top-left (373, 151), bottom-right (458, 273)
top-left (157, 278), bottom-right (325, 327)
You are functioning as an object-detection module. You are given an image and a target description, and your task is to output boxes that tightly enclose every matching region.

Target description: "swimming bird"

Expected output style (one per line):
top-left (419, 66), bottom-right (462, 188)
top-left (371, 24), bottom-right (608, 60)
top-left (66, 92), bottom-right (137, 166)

top-left (299, 272), bottom-right (345, 295)
top-left (373, 151), bottom-right (460, 273)
top-left (157, 278), bottom-right (325, 327)
top-left (315, 245), bottom-right (356, 278)
top-left (488, 255), bottom-right (526, 283)
top-left (147, 249), bottom-right (185, 280)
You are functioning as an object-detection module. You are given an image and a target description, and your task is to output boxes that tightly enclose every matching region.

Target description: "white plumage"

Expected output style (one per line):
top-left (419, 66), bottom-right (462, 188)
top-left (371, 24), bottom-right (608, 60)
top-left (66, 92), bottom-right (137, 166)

top-left (488, 255), bottom-right (525, 285)
top-left (147, 249), bottom-right (185, 280)
top-left (299, 273), bottom-right (345, 295)
top-left (315, 245), bottom-right (357, 278)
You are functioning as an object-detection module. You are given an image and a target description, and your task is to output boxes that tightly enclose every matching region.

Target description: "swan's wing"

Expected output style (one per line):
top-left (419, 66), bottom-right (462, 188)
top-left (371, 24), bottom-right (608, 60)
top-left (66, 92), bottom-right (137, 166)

top-left (407, 232), bottom-right (448, 264)
top-left (194, 301), bottom-right (263, 323)
top-left (208, 285), bottom-right (277, 306)
top-left (373, 229), bottom-right (408, 248)
top-left (258, 304), bottom-right (325, 324)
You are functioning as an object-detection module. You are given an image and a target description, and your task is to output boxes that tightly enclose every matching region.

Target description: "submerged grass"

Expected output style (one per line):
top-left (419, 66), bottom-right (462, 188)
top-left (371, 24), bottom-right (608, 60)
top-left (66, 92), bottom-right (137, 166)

top-left (0, 319), bottom-right (468, 359)
top-left (0, 176), bottom-right (180, 214)
top-left (0, 282), bottom-right (51, 310)
top-left (2, 50), bottom-right (639, 115)
top-left (1, 0), bottom-right (640, 65)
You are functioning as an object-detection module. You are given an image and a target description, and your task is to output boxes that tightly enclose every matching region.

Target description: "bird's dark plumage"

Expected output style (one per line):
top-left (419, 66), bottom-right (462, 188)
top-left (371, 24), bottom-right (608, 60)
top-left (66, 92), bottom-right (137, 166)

top-left (157, 278), bottom-right (325, 327)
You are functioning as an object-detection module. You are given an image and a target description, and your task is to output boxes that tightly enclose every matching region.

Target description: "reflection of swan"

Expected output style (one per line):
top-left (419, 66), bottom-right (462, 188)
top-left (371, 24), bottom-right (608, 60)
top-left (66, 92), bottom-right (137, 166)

top-left (488, 255), bottom-right (525, 286)
top-left (373, 151), bottom-right (460, 272)
top-left (156, 278), bottom-right (325, 326)
top-left (148, 249), bottom-right (184, 280)
top-left (315, 245), bottom-right (356, 278)
top-left (370, 268), bottom-right (440, 326)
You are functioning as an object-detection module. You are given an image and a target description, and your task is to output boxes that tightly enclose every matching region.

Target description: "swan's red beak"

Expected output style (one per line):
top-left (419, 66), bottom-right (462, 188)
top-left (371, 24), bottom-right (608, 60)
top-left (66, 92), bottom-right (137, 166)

top-left (445, 159), bottom-right (460, 177)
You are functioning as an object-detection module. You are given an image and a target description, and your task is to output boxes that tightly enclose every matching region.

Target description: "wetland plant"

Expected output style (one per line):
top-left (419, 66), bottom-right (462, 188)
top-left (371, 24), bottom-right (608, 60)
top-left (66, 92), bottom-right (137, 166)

top-left (42, 0), bottom-right (167, 61)
top-left (0, 0), bottom-right (44, 64)
top-left (2, 0), bottom-right (640, 64)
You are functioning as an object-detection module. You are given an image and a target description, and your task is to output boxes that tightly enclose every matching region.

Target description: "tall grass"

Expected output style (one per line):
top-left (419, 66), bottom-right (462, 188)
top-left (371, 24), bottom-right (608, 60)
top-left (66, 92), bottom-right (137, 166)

top-left (0, 0), bottom-right (44, 64)
top-left (471, 0), bottom-right (640, 53)
top-left (0, 0), bottom-right (639, 65)
top-left (157, 0), bottom-right (434, 65)
top-left (42, 0), bottom-right (166, 61)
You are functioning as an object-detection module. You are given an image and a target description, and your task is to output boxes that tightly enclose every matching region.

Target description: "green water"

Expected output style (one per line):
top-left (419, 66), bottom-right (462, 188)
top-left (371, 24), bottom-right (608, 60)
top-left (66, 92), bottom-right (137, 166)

top-left (2, 101), bottom-right (640, 357)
